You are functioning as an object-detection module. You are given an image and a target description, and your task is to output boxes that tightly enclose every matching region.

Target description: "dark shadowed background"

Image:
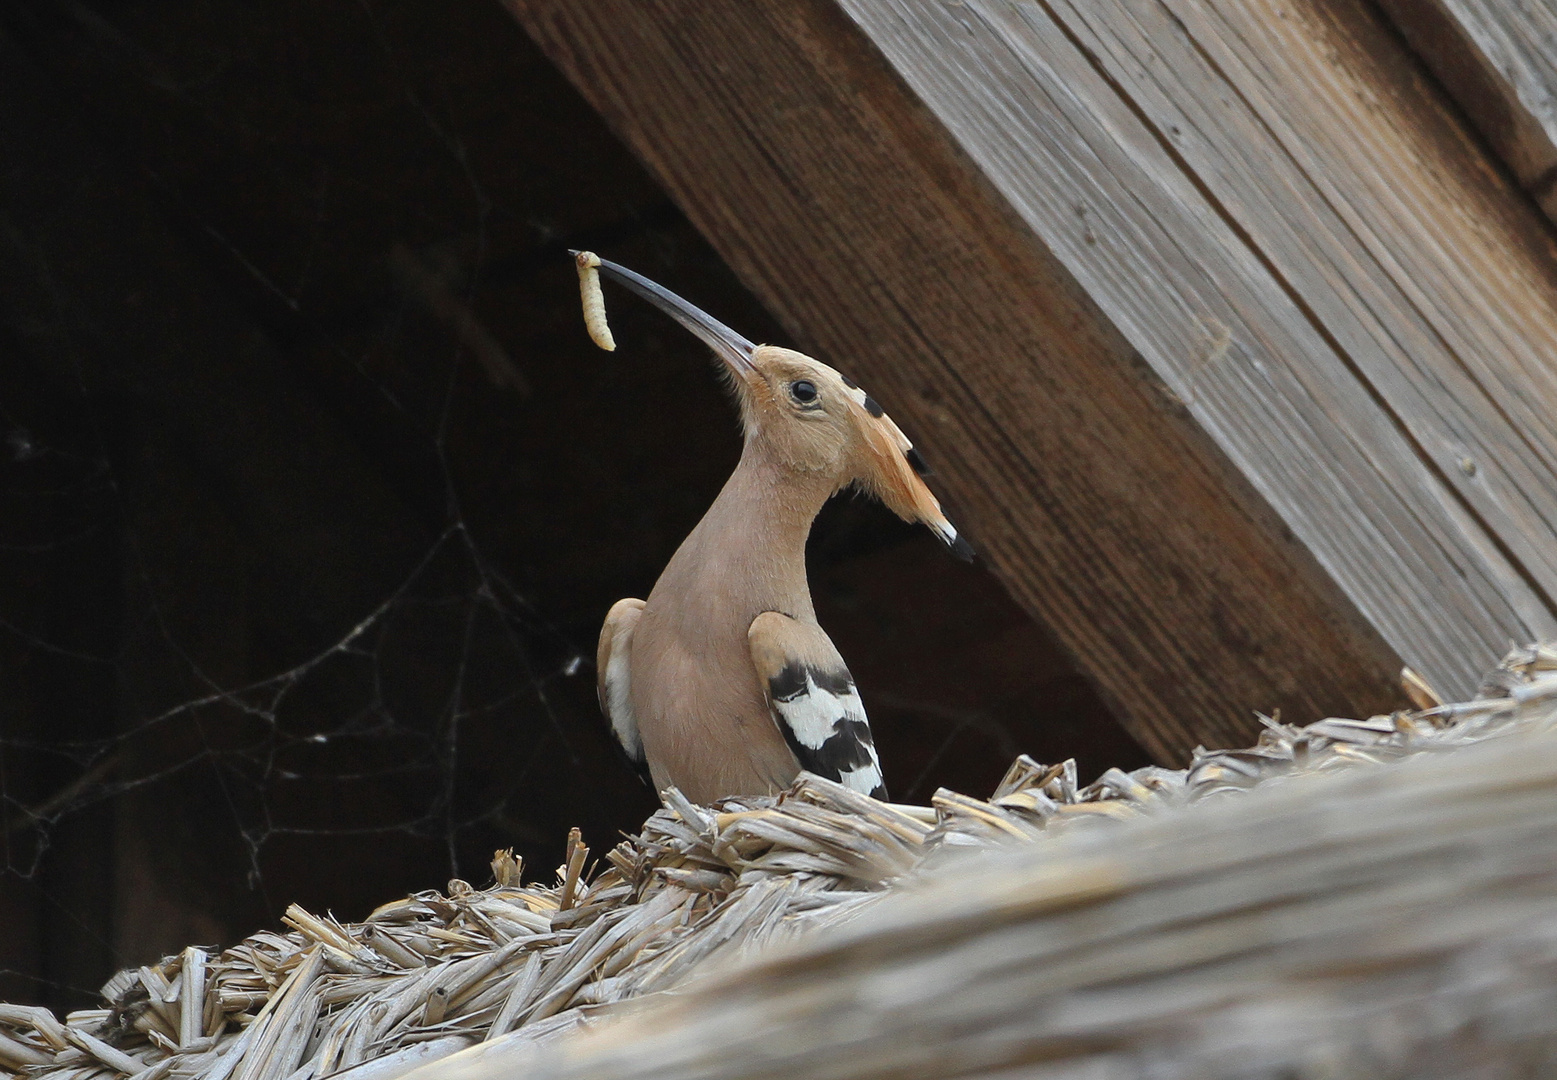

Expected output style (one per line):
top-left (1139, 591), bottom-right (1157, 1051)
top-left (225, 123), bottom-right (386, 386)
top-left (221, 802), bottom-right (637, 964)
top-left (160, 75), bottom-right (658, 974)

top-left (0, 0), bottom-right (1143, 1015)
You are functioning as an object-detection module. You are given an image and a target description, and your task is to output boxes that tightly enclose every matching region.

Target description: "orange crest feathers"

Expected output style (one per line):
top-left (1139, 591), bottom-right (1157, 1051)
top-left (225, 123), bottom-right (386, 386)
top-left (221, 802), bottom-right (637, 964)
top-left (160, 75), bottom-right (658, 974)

top-left (841, 380), bottom-right (974, 561)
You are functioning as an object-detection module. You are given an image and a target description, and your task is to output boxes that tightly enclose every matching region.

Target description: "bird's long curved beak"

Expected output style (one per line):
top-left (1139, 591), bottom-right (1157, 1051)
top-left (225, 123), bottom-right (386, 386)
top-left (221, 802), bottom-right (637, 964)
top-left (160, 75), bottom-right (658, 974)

top-left (574, 252), bottom-right (757, 378)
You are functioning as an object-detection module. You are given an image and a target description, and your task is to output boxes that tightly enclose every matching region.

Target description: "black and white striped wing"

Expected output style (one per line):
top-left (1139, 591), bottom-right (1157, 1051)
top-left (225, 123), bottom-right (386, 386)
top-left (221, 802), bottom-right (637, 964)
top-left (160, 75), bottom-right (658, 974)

top-left (748, 611), bottom-right (886, 800)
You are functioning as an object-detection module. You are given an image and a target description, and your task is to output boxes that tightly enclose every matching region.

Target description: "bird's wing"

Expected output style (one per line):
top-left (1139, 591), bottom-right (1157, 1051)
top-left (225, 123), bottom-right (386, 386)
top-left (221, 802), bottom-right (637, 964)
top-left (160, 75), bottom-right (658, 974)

top-left (747, 611), bottom-right (887, 800)
top-left (598, 598), bottom-right (648, 778)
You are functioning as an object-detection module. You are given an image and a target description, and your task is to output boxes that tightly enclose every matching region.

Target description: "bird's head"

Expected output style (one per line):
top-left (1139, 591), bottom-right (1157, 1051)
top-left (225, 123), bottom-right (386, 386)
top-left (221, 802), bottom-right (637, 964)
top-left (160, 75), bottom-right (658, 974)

top-left (584, 254), bottom-right (972, 560)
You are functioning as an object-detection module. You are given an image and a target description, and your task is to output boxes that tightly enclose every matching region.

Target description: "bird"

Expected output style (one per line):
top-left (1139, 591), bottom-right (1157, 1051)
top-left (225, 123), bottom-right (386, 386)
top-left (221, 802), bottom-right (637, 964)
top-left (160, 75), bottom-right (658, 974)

top-left (583, 254), bottom-right (972, 806)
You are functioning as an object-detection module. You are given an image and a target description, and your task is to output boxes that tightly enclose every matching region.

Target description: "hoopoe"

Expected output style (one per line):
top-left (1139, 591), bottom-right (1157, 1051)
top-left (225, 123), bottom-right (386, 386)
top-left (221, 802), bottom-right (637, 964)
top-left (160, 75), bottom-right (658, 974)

top-left (579, 253), bottom-right (971, 806)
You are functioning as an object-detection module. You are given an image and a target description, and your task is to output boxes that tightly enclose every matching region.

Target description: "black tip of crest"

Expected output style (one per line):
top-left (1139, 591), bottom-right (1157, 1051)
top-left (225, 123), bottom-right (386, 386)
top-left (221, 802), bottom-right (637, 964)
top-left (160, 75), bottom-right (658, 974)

top-left (905, 447), bottom-right (932, 477)
top-left (862, 395), bottom-right (884, 418)
top-left (949, 534), bottom-right (976, 563)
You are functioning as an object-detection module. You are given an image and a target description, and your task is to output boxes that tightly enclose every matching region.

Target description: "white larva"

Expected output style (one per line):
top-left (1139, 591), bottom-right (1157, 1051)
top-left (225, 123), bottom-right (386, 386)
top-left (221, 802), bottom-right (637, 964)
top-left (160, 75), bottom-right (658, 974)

top-left (575, 250), bottom-right (616, 352)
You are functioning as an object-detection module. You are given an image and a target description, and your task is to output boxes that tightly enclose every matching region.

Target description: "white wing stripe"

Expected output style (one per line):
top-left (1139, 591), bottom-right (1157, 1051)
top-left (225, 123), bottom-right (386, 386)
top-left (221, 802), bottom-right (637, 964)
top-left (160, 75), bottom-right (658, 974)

top-left (767, 665), bottom-right (884, 797)
top-left (604, 636), bottom-right (641, 762)
top-left (779, 674), bottom-right (858, 749)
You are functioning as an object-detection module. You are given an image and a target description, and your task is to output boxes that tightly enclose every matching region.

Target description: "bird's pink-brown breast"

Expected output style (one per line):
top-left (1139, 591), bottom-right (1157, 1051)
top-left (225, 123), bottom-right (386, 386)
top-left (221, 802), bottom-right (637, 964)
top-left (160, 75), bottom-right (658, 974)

top-left (629, 602), bottom-right (801, 803)
top-left (625, 505), bottom-right (814, 804)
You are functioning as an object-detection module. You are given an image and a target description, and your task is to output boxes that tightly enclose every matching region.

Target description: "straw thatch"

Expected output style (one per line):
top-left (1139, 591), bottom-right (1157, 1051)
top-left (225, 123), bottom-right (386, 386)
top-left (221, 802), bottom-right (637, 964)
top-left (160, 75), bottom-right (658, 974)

top-left (4, 645), bottom-right (1555, 1080)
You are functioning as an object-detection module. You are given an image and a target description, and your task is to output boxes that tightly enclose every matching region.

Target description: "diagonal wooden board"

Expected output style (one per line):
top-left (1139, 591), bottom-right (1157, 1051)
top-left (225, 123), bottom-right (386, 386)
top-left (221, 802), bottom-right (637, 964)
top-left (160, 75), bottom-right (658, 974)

top-left (506, 0), bottom-right (1557, 761)
top-left (837, 0), bottom-right (1557, 687)
top-left (1374, 0), bottom-right (1557, 224)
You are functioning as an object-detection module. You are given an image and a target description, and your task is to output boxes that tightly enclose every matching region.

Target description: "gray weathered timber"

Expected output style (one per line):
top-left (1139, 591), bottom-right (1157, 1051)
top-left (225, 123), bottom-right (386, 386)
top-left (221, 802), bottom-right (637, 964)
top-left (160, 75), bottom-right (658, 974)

top-left (839, 0), bottom-right (1557, 693)
top-left (1375, 0), bottom-right (1557, 223)
top-left (1033, 0), bottom-right (1557, 609)
top-left (510, 0), bottom-right (1557, 748)
top-left (508, 0), bottom-right (1414, 762)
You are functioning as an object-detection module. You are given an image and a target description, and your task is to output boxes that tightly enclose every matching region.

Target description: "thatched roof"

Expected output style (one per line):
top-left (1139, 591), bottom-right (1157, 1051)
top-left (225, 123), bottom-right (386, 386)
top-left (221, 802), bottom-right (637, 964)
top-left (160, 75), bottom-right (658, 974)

top-left (4, 645), bottom-right (1555, 1080)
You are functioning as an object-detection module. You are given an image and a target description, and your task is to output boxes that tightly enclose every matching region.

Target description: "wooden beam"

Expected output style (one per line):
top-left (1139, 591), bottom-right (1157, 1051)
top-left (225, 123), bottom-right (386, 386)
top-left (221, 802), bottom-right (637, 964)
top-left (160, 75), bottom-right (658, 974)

top-left (857, 0), bottom-right (1557, 667)
top-left (1373, 0), bottom-right (1557, 224)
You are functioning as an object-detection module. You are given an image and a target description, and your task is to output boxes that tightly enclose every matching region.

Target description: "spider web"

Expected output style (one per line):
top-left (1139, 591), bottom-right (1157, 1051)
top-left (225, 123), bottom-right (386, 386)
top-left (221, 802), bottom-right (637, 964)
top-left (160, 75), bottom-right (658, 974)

top-left (0, 289), bottom-right (604, 1003)
top-left (0, 520), bottom-right (585, 875)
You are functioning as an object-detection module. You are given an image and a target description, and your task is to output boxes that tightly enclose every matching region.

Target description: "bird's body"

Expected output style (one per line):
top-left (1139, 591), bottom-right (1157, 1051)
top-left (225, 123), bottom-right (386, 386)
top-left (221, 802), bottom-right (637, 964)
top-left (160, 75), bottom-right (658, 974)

top-left (625, 453), bottom-right (827, 802)
top-left (582, 255), bottom-right (968, 805)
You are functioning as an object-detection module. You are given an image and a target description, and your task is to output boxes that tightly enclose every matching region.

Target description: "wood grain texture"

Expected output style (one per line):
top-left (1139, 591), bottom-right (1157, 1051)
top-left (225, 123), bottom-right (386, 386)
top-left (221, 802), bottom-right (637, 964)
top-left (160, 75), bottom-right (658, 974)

top-left (506, 0), bottom-right (1416, 761)
top-left (843, 0), bottom-right (1557, 691)
top-left (1375, 0), bottom-right (1557, 222)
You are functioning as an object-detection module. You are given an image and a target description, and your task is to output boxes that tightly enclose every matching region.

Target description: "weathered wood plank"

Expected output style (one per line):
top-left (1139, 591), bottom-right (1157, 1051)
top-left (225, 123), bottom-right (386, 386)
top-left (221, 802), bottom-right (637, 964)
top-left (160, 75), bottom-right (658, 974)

top-left (507, 0), bottom-right (1414, 760)
top-left (840, 0), bottom-right (1557, 691)
top-left (1374, 0), bottom-right (1557, 222)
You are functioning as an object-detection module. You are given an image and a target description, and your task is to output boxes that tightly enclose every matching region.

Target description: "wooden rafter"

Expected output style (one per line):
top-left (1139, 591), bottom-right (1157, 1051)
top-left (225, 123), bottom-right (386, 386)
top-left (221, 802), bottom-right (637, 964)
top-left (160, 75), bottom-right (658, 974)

top-left (1375, 0), bottom-right (1557, 224)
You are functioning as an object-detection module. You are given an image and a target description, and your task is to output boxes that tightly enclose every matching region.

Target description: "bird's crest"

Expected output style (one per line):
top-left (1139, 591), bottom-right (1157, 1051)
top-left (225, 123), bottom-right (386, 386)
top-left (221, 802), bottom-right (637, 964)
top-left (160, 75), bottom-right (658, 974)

top-left (833, 369), bottom-right (971, 559)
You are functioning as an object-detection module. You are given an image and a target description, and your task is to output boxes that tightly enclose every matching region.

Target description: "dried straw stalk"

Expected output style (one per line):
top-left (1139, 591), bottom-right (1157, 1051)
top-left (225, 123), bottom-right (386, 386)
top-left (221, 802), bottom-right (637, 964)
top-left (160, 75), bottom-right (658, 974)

top-left (4, 645), bottom-right (1555, 1080)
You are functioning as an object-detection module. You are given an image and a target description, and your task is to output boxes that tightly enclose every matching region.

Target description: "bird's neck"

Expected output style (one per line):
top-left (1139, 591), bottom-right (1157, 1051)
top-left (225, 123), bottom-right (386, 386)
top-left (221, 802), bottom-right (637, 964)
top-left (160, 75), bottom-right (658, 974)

top-left (668, 438), bottom-right (838, 620)
top-left (723, 439), bottom-right (838, 546)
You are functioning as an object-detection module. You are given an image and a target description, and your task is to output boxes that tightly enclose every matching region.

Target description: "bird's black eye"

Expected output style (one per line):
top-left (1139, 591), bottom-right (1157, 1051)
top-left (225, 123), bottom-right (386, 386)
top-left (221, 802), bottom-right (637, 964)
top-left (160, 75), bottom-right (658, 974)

top-left (790, 380), bottom-right (818, 404)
